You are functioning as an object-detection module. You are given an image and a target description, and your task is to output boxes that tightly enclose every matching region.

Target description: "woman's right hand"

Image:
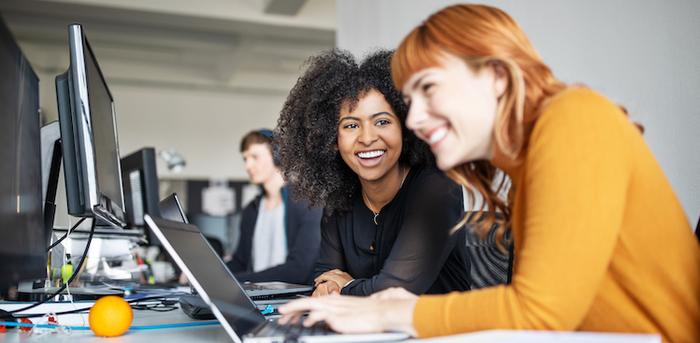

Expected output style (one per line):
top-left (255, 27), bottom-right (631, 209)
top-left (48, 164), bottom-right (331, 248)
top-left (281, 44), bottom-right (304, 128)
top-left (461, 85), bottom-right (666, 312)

top-left (278, 293), bottom-right (418, 336)
top-left (312, 269), bottom-right (354, 296)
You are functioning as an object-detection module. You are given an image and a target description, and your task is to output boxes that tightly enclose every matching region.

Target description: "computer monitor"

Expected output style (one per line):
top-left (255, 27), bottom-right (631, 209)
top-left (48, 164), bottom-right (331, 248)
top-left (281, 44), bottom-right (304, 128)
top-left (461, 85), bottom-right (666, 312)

top-left (0, 14), bottom-right (46, 296)
top-left (55, 23), bottom-right (126, 228)
top-left (121, 147), bottom-right (161, 229)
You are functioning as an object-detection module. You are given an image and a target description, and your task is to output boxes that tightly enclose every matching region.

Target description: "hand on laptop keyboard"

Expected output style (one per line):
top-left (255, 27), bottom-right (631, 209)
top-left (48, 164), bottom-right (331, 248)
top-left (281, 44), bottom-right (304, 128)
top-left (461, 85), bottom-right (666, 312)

top-left (277, 292), bottom-right (418, 336)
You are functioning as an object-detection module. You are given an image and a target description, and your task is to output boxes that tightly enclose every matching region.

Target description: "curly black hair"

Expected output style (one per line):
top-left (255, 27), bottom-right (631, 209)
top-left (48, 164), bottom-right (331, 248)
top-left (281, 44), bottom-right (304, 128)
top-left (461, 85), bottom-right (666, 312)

top-left (275, 49), bottom-right (433, 216)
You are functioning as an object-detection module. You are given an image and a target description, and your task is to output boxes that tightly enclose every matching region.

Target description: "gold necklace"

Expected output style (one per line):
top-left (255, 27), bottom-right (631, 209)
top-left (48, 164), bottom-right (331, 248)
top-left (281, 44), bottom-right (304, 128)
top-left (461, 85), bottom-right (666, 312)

top-left (362, 167), bottom-right (409, 225)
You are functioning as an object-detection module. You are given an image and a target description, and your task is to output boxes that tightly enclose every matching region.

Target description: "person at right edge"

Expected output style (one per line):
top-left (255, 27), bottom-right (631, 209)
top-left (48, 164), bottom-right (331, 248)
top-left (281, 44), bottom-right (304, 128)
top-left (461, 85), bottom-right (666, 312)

top-left (278, 4), bottom-right (700, 342)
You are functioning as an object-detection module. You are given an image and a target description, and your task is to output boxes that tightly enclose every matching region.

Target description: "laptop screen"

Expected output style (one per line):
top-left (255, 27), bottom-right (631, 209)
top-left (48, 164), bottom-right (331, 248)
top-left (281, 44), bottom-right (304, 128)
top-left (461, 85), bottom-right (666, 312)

top-left (144, 216), bottom-right (265, 337)
top-left (158, 193), bottom-right (189, 223)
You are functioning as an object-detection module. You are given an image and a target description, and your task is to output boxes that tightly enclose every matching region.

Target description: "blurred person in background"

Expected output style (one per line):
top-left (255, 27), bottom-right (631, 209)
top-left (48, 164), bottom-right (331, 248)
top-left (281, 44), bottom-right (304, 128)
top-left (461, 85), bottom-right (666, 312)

top-left (226, 129), bottom-right (322, 285)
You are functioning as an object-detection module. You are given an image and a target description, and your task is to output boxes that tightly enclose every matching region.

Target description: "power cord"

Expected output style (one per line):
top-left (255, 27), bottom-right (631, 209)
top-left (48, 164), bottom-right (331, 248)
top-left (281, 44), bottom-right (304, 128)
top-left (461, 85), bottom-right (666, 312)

top-left (46, 217), bottom-right (86, 252)
top-left (0, 320), bottom-right (219, 331)
top-left (130, 298), bottom-right (178, 313)
top-left (10, 218), bottom-right (96, 315)
top-left (11, 295), bottom-right (177, 319)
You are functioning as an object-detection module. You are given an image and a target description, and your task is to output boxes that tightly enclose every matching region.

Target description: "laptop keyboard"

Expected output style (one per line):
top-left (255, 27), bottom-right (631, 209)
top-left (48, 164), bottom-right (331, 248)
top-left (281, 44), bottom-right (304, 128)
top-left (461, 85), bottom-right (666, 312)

top-left (243, 283), bottom-right (266, 291)
top-left (251, 320), bottom-right (335, 338)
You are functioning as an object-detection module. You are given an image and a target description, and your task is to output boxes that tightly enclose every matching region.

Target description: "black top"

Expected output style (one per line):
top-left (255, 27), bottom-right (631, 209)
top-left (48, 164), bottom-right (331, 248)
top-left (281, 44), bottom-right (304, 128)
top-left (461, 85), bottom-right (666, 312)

top-left (227, 185), bottom-right (323, 284)
top-left (315, 165), bottom-right (471, 296)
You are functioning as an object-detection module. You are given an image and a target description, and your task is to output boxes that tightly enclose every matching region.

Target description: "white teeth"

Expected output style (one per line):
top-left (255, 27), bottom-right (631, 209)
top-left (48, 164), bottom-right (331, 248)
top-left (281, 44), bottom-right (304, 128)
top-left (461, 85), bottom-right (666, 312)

top-left (429, 127), bottom-right (448, 144)
top-left (357, 150), bottom-right (385, 159)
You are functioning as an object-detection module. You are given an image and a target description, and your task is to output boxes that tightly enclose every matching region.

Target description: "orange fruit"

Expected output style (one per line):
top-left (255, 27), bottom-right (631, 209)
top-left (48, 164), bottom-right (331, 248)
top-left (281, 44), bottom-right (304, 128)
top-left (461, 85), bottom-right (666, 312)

top-left (89, 295), bottom-right (133, 337)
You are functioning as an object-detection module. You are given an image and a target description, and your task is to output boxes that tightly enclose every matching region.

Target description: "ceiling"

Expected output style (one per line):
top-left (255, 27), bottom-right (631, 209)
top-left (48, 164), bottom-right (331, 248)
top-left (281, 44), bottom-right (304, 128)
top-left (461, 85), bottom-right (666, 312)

top-left (0, 0), bottom-right (336, 95)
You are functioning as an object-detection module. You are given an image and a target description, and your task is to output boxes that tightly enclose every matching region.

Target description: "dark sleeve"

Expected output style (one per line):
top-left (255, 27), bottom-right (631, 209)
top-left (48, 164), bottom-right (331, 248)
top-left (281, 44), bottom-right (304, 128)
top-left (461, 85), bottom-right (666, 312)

top-left (341, 172), bottom-right (465, 296)
top-left (227, 202), bottom-right (256, 273)
top-left (235, 200), bottom-right (322, 285)
top-left (313, 210), bottom-right (347, 279)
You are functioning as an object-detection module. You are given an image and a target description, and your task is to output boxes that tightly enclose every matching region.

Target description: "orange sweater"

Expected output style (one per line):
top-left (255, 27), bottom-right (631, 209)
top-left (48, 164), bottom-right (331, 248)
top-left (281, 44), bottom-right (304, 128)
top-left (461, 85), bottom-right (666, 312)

top-left (414, 88), bottom-right (700, 342)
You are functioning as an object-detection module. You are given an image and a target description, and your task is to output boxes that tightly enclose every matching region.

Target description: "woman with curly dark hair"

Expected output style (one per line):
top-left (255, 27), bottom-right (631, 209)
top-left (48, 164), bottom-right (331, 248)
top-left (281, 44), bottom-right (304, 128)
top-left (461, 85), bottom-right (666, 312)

top-left (275, 49), bottom-right (471, 297)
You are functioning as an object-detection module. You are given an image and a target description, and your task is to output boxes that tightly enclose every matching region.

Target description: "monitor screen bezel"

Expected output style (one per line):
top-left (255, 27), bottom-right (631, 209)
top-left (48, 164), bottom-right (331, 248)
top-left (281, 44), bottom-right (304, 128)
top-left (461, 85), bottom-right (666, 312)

top-left (120, 147), bottom-right (161, 228)
top-left (67, 24), bottom-right (126, 226)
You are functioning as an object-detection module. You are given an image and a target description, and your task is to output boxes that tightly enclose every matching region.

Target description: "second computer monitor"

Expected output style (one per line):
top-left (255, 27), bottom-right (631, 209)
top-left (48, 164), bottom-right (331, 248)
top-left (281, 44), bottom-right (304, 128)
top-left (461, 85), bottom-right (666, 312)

top-left (121, 147), bottom-right (161, 228)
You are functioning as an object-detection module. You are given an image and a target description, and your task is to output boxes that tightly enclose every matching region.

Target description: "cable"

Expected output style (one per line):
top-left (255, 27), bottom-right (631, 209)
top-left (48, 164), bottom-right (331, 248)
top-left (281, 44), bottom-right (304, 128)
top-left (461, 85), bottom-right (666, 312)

top-left (130, 297), bottom-right (179, 312)
top-left (46, 217), bottom-right (87, 252)
top-left (130, 322), bottom-right (219, 330)
top-left (12, 295), bottom-right (180, 319)
top-left (0, 320), bottom-right (219, 331)
top-left (131, 305), bottom-right (172, 312)
top-left (64, 279), bottom-right (87, 327)
top-left (10, 218), bottom-right (96, 315)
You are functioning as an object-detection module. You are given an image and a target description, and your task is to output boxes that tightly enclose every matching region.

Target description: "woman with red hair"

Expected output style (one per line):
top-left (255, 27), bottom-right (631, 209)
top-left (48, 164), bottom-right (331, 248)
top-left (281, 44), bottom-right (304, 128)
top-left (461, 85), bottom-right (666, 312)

top-left (279, 4), bottom-right (699, 342)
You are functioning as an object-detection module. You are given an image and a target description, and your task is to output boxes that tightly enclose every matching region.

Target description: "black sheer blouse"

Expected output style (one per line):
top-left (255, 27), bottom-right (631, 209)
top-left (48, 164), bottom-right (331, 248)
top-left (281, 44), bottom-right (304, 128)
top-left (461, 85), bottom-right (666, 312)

top-left (315, 165), bottom-right (471, 296)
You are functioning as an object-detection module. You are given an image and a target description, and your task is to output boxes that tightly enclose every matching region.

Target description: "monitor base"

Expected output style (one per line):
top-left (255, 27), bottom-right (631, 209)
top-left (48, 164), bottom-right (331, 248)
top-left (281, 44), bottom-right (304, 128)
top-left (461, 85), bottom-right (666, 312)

top-left (16, 280), bottom-right (124, 302)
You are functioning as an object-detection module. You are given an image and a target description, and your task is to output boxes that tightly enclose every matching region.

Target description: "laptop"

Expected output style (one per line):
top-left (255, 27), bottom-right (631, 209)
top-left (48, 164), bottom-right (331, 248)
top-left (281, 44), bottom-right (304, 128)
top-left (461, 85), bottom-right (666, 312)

top-left (144, 215), bottom-right (408, 343)
top-left (158, 193), bottom-right (190, 224)
top-left (158, 193), bottom-right (313, 299)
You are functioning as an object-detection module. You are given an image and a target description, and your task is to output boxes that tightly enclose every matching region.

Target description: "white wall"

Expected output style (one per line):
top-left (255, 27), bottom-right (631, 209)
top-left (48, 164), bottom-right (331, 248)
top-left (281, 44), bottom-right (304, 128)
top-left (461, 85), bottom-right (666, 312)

top-left (114, 85), bottom-right (287, 180)
top-left (35, 70), bottom-right (287, 180)
top-left (337, 0), bottom-right (700, 223)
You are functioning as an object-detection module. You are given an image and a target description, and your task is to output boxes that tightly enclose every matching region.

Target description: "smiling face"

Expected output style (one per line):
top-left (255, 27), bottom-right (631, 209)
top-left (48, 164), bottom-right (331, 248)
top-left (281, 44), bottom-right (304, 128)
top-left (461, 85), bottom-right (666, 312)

top-left (337, 89), bottom-right (403, 183)
top-left (401, 53), bottom-right (507, 171)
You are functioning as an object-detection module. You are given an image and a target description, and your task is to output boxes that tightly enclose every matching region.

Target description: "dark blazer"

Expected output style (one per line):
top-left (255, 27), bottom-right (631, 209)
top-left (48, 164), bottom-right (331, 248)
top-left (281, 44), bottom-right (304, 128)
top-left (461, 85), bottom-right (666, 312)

top-left (227, 185), bottom-right (322, 285)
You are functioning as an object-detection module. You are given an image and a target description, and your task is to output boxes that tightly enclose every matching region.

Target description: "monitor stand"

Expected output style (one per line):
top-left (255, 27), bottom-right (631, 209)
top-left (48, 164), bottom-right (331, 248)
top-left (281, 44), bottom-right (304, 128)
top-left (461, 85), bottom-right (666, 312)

top-left (16, 280), bottom-right (124, 302)
top-left (92, 205), bottom-right (126, 229)
top-left (51, 226), bottom-right (144, 240)
top-left (43, 136), bottom-right (62, 234)
top-left (42, 124), bottom-right (130, 234)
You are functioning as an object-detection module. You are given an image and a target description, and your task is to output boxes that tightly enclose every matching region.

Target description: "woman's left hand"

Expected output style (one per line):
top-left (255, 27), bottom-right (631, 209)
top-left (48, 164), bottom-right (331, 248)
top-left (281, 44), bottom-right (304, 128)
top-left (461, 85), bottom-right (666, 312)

top-left (314, 269), bottom-right (353, 289)
top-left (278, 292), bottom-right (419, 336)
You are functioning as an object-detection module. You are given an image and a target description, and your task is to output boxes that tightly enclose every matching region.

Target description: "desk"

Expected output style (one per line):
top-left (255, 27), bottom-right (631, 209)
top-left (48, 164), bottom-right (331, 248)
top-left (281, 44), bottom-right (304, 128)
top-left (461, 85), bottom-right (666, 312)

top-left (0, 304), bottom-right (661, 343)
top-left (1, 308), bottom-right (230, 343)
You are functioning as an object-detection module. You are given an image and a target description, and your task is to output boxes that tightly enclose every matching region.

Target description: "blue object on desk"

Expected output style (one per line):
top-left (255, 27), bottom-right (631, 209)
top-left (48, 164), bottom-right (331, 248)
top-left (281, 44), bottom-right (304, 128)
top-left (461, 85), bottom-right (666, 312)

top-left (260, 304), bottom-right (275, 315)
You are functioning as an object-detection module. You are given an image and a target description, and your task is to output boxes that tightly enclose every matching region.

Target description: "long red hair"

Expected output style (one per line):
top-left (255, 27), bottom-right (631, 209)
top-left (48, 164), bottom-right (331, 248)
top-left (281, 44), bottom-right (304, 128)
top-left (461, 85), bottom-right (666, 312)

top-left (392, 4), bottom-right (566, 243)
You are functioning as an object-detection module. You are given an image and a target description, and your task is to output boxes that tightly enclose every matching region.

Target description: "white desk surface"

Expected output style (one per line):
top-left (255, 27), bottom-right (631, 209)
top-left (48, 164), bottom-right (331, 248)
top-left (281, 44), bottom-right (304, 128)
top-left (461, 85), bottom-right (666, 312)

top-left (0, 303), bottom-right (661, 343)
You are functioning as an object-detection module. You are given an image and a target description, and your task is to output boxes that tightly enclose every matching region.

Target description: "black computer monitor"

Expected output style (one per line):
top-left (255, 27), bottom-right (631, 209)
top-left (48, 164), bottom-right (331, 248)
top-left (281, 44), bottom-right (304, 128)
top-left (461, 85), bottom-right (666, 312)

top-left (121, 147), bottom-right (161, 228)
top-left (0, 14), bottom-right (46, 296)
top-left (55, 23), bottom-right (126, 228)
